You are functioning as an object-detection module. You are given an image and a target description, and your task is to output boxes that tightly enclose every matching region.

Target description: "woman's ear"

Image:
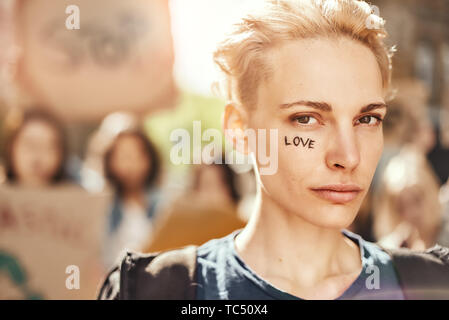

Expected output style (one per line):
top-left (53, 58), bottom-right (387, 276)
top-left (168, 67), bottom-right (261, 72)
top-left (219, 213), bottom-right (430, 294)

top-left (222, 103), bottom-right (250, 155)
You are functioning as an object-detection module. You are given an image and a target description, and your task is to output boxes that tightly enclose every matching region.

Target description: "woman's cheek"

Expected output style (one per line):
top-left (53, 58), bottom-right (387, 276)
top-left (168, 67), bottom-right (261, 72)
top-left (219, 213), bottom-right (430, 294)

top-left (359, 130), bottom-right (384, 176)
top-left (280, 132), bottom-right (323, 171)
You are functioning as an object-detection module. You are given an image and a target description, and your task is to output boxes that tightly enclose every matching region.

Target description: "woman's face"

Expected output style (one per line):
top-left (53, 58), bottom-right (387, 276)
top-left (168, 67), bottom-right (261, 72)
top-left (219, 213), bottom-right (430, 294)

top-left (11, 119), bottom-right (62, 187)
top-left (247, 37), bottom-right (386, 229)
top-left (109, 135), bottom-right (151, 191)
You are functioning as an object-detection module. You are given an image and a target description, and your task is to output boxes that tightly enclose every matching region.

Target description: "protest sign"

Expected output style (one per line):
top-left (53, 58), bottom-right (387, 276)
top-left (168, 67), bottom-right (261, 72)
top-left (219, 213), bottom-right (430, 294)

top-left (12, 0), bottom-right (176, 122)
top-left (0, 184), bottom-right (110, 299)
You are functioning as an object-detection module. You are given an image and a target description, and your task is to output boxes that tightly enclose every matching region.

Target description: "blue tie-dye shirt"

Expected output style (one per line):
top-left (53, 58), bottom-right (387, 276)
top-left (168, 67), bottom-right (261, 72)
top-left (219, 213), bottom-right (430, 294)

top-left (196, 229), bottom-right (404, 300)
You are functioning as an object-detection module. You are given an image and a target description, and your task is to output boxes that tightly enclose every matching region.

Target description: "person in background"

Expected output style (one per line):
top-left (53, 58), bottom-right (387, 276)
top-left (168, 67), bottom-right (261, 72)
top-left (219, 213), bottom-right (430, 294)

top-left (79, 112), bottom-right (138, 193)
top-left (372, 79), bottom-right (436, 190)
top-left (102, 129), bottom-right (163, 267)
top-left (373, 147), bottom-right (444, 250)
top-left (144, 161), bottom-right (246, 253)
top-left (427, 87), bottom-right (449, 185)
top-left (2, 108), bottom-right (68, 187)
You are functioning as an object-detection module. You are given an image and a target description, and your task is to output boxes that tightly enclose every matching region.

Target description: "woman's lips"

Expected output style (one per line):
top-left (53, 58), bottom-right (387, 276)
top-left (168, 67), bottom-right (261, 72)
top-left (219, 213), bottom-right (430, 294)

top-left (310, 185), bottom-right (362, 204)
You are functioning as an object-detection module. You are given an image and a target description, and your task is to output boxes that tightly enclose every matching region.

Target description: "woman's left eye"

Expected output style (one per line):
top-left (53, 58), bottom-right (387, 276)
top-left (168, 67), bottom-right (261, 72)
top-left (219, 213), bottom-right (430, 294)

top-left (357, 115), bottom-right (382, 126)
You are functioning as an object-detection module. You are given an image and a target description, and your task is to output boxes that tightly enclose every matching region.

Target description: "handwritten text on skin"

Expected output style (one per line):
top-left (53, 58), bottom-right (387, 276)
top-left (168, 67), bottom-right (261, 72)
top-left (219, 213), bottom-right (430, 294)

top-left (284, 136), bottom-right (315, 149)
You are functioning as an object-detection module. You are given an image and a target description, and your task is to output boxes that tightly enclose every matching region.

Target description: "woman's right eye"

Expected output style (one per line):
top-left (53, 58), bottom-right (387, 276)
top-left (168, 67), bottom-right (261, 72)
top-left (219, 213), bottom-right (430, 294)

top-left (293, 115), bottom-right (318, 125)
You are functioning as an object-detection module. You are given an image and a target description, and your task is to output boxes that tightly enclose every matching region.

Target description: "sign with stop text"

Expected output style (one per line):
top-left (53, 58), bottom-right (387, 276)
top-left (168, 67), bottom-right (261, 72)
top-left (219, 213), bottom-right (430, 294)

top-left (0, 184), bottom-right (110, 299)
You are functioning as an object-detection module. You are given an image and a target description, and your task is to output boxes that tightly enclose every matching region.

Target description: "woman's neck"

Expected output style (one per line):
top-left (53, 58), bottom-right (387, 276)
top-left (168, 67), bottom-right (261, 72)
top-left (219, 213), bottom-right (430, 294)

top-left (234, 190), bottom-right (362, 298)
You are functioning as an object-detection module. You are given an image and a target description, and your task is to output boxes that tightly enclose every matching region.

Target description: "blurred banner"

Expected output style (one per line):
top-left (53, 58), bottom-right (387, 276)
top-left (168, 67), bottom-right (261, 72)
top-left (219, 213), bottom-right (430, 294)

top-left (12, 0), bottom-right (176, 122)
top-left (0, 184), bottom-right (110, 299)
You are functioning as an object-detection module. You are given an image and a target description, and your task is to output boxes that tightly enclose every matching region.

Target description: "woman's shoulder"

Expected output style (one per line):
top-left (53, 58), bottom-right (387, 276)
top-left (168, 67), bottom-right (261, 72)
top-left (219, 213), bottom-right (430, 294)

top-left (97, 245), bottom-right (198, 300)
top-left (384, 244), bottom-right (449, 275)
top-left (346, 229), bottom-right (449, 269)
top-left (380, 244), bottom-right (449, 299)
top-left (345, 230), bottom-right (449, 299)
top-left (97, 232), bottom-right (239, 300)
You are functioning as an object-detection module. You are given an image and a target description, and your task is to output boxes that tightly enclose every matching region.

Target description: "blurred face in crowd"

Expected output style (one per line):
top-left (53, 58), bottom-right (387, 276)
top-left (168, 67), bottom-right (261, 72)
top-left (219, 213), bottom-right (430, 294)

top-left (396, 186), bottom-right (425, 225)
top-left (108, 134), bottom-right (151, 191)
top-left (11, 119), bottom-right (63, 187)
top-left (396, 184), bottom-right (441, 234)
top-left (228, 37), bottom-right (387, 229)
top-left (195, 165), bottom-right (233, 204)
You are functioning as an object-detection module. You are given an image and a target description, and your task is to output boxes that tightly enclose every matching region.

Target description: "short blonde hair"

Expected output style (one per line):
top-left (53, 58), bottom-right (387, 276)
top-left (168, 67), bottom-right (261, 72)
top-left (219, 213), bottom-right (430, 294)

top-left (213, 0), bottom-right (395, 108)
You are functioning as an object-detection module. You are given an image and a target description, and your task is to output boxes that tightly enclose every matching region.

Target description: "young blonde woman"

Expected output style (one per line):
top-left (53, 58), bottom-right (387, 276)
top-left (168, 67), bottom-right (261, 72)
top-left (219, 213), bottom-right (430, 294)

top-left (99, 0), bottom-right (449, 300)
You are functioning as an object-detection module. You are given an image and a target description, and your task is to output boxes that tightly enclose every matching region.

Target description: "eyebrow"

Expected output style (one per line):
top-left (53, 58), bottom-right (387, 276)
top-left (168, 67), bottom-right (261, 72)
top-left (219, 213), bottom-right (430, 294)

top-left (279, 101), bottom-right (387, 113)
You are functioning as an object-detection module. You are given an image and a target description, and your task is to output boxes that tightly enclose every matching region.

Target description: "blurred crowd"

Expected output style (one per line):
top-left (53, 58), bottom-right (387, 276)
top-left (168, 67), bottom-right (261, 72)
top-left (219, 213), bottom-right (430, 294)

top-left (0, 107), bottom-right (253, 269)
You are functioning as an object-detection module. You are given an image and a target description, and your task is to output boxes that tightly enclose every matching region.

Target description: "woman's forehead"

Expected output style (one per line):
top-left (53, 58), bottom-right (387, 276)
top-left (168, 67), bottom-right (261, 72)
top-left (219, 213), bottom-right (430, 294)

top-left (258, 37), bottom-right (384, 111)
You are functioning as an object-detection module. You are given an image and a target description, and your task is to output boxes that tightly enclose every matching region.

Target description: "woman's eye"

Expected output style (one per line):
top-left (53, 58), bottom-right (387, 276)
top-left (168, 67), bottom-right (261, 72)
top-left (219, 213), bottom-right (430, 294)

top-left (357, 115), bottom-right (382, 126)
top-left (294, 115), bottom-right (318, 125)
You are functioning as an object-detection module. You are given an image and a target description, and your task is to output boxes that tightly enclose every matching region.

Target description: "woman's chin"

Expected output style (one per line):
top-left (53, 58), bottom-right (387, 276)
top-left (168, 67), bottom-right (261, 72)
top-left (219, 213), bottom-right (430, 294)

top-left (298, 206), bottom-right (359, 230)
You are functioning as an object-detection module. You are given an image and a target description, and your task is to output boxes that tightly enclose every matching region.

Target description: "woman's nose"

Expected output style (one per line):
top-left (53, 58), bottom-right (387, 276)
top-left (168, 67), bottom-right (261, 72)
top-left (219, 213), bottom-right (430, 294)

top-left (325, 126), bottom-right (360, 172)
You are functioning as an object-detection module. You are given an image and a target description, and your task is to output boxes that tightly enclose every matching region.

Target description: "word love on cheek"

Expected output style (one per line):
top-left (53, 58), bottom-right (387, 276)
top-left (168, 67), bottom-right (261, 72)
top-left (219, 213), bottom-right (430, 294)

top-left (284, 136), bottom-right (316, 149)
